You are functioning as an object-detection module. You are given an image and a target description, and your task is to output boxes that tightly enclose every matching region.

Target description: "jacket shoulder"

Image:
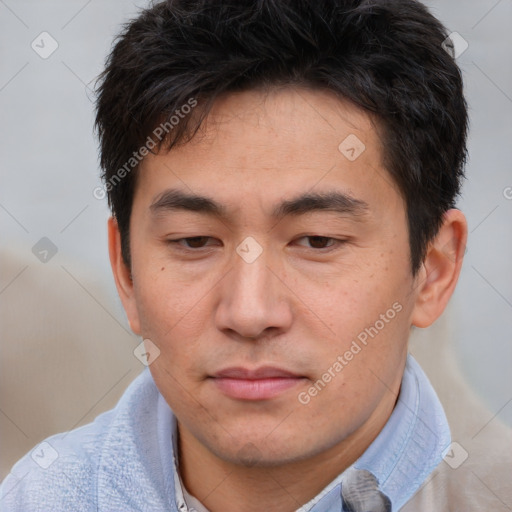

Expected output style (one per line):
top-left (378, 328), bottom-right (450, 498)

top-left (0, 370), bottom-right (151, 512)
top-left (0, 406), bottom-right (116, 511)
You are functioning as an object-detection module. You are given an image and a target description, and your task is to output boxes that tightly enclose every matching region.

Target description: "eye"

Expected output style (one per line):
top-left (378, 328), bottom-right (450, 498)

top-left (167, 236), bottom-right (219, 249)
top-left (294, 236), bottom-right (345, 250)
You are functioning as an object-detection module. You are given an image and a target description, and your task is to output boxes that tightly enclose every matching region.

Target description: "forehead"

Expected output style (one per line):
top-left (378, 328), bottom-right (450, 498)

top-left (178, 86), bottom-right (380, 162)
top-left (135, 87), bottom-right (402, 218)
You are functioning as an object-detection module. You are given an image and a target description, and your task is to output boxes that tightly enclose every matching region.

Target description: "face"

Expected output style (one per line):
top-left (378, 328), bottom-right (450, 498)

top-left (119, 87), bottom-right (422, 466)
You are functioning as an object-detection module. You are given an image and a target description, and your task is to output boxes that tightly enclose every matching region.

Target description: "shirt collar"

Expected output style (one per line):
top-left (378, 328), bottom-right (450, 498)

top-left (352, 354), bottom-right (451, 508)
top-left (160, 354), bottom-right (450, 511)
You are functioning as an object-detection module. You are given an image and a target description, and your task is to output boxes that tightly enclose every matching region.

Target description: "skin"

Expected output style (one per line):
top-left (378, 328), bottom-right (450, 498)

top-left (109, 86), bottom-right (467, 512)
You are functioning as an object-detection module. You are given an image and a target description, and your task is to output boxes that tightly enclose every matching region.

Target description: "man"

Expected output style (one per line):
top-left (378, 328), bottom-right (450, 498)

top-left (0, 0), bottom-right (470, 510)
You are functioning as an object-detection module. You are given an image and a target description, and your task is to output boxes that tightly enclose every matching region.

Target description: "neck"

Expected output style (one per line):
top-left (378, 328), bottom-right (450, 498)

top-left (176, 393), bottom-right (398, 512)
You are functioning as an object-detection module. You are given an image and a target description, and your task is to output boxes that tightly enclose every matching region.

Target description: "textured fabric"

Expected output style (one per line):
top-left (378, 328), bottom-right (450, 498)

top-left (0, 372), bottom-right (177, 512)
top-left (340, 469), bottom-right (392, 511)
top-left (0, 355), bottom-right (450, 511)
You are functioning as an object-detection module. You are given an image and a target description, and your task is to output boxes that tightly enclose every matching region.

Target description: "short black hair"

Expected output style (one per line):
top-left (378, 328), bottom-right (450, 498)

top-left (94, 0), bottom-right (468, 274)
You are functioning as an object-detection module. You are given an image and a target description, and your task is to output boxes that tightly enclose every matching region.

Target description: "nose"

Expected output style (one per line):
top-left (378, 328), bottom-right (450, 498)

top-left (214, 246), bottom-right (293, 341)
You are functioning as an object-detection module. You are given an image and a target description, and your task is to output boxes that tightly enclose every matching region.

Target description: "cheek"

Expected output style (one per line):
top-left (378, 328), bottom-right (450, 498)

top-left (299, 258), bottom-right (410, 384)
top-left (298, 255), bottom-right (405, 336)
top-left (135, 272), bottom-right (212, 413)
top-left (133, 264), bottom-right (211, 360)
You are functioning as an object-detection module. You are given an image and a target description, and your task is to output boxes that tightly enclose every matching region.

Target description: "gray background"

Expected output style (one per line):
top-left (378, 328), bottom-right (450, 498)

top-left (1, 0), bottom-right (511, 464)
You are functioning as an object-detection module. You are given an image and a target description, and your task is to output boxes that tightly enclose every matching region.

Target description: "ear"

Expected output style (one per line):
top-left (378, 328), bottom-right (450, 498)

top-left (411, 209), bottom-right (467, 328)
top-left (108, 217), bottom-right (141, 335)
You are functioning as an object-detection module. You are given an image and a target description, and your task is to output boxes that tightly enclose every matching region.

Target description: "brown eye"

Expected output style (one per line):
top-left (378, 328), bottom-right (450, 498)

top-left (183, 236), bottom-right (211, 248)
top-left (167, 236), bottom-right (218, 249)
top-left (294, 236), bottom-right (339, 249)
top-left (306, 236), bottom-right (334, 249)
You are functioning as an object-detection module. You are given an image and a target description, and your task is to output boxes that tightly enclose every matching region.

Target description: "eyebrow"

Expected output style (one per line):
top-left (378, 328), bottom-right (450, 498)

top-left (150, 188), bottom-right (370, 221)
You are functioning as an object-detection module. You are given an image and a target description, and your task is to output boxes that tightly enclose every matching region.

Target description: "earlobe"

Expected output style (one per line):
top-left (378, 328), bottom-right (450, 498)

top-left (108, 217), bottom-right (141, 335)
top-left (411, 209), bottom-right (468, 328)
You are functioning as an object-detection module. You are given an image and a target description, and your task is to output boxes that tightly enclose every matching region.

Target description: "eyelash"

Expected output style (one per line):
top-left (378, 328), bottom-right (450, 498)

top-left (166, 236), bottom-right (346, 252)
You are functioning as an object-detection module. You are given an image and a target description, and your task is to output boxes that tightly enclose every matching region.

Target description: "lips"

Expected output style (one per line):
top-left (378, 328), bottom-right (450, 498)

top-left (214, 366), bottom-right (300, 379)
top-left (210, 366), bottom-right (305, 400)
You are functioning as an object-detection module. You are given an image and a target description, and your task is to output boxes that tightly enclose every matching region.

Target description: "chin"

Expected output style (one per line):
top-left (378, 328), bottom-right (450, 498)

top-left (208, 431), bottom-right (320, 468)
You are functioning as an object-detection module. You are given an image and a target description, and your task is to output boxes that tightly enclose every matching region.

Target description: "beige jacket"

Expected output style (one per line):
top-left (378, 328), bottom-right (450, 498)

top-left (403, 324), bottom-right (512, 510)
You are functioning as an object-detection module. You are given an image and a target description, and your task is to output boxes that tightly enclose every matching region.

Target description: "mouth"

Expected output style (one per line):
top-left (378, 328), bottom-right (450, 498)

top-left (209, 366), bottom-right (306, 401)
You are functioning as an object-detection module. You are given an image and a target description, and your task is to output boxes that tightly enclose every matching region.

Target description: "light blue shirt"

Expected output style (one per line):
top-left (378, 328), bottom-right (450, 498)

top-left (0, 354), bottom-right (450, 511)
